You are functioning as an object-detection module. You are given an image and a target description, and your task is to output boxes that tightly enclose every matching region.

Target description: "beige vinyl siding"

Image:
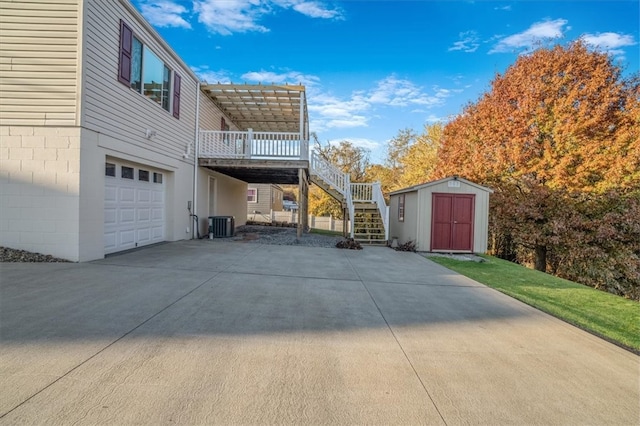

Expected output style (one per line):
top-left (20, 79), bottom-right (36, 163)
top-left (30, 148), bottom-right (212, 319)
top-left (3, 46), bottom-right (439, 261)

top-left (247, 183), bottom-right (275, 215)
top-left (389, 192), bottom-right (419, 248)
top-left (199, 93), bottom-right (237, 132)
top-left (81, 0), bottom-right (197, 163)
top-left (0, 0), bottom-right (80, 126)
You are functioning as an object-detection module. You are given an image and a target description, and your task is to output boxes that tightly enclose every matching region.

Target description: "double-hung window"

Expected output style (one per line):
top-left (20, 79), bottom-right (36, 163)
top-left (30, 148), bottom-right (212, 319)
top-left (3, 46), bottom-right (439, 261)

top-left (247, 188), bottom-right (258, 203)
top-left (118, 20), bottom-right (181, 118)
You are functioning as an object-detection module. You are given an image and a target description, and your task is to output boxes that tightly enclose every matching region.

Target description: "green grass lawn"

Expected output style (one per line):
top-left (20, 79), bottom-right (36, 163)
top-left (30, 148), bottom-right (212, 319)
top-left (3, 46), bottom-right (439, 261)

top-left (309, 228), bottom-right (343, 237)
top-left (427, 254), bottom-right (640, 353)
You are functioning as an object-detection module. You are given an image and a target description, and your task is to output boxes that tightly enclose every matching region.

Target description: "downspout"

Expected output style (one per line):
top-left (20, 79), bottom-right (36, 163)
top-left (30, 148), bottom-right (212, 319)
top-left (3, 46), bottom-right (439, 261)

top-left (192, 82), bottom-right (201, 239)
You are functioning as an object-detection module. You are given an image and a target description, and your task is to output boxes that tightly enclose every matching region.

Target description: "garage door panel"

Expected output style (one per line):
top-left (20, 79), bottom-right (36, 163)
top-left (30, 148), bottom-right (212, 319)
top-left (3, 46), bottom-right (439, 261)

top-left (151, 226), bottom-right (163, 240)
top-left (137, 188), bottom-right (151, 203)
top-left (105, 185), bottom-right (117, 202)
top-left (104, 232), bottom-right (117, 251)
top-left (152, 190), bottom-right (163, 203)
top-left (137, 208), bottom-right (151, 222)
top-left (119, 187), bottom-right (135, 202)
top-left (151, 207), bottom-right (163, 221)
top-left (119, 229), bottom-right (136, 247)
top-left (137, 228), bottom-right (151, 244)
top-left (120, 208), bottom-right (135, 224)
top-left (104, 208), bottom-right (117, 225)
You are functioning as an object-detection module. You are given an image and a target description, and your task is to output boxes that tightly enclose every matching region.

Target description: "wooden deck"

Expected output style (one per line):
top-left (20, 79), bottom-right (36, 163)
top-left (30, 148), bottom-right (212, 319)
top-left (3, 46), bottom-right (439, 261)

top-left (198, 158), bottom-right (309, 184)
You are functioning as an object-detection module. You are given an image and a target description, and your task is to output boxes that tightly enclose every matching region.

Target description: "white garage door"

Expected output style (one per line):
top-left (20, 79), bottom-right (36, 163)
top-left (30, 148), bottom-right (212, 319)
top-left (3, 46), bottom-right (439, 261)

top-left (104, 160), bottom-right (165, 254)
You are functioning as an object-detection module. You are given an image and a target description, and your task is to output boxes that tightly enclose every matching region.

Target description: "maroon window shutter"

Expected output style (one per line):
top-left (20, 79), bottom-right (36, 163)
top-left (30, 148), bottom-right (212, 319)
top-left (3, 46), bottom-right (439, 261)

top-left (118, 20), bottom-right (133, 85)
top-left (173, 73), bottom-right (181, 119)
top-left (221, 117), bottom-right (226, 130)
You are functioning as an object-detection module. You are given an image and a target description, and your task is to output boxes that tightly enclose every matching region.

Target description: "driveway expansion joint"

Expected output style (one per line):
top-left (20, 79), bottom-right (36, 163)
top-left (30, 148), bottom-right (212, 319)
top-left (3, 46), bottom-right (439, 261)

top-left (344, 255), bottom-right (449, 426)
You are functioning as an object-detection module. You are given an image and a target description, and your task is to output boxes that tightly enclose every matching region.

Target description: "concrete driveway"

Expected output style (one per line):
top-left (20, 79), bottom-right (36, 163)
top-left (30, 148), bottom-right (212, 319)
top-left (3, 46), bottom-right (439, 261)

top-left (1, 240), bottom-right (638, 425)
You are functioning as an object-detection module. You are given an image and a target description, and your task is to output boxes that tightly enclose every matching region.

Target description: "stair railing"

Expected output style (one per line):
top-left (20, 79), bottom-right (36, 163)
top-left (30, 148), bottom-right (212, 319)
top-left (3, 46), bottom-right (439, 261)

top-left (310, 151), bottom-right (348, 197)
top-left (350, 183), bottom-right (373, 202)
top-left (371, 182), bottom-right (389, 241)
top-left (346, 175), bottom-right (355, 238)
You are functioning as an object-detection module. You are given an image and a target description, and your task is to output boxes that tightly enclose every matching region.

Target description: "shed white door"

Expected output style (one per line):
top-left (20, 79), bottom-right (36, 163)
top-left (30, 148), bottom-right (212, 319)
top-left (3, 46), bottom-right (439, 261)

top-left (104, 161), bottom-right (165, 254)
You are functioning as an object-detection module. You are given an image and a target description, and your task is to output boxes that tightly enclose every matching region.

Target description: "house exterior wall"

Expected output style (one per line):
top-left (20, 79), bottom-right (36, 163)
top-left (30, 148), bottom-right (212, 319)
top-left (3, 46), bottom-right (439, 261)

top-left (199, 93), bottom-right (237, 132)
top-left (0, 126), bottom-right (82, 259)
top-left (0, 0), bottom-right (257, 260)
top-left (389, 191), bottom-right (418, 246)
top-left (195, 168), bottom-right (247, 237)
top-left (0, 0), bottom-right (246, 261)
top-left (0, 0), bottom-right (80, 126)
top-left (76, 0), bottom-right (199, 259)
top-left (247, 183), bottom-right (283, 215)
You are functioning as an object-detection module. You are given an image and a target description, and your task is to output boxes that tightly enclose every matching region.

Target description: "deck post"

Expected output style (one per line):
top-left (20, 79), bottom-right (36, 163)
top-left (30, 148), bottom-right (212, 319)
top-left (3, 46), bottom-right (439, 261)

top-left (297, 168), bottom-right (309, 238)
top-left (246, 128), bottom-right (253, 158)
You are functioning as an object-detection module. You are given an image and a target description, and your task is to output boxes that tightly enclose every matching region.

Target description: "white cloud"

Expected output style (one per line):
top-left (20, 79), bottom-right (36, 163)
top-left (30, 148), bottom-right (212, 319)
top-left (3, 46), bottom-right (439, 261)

top-left (308, 75), bottom-right (458, 133)
top-left (194, 0), bottom-right (270, 36)
top-left (368, 76), bottom-right (446, 107)
top-left (582, 32), bottom-right (637, 57)
top-left (449, 31), bottom-right (480, 53)
top-left (241, 70), bottom-right (321, 87)
top-left (278, 0), bottom-right (344, 19)
top-left (495, 5), bottom-right (512, 11)
top-left (489, 18), bottom-right (568, 54)
top-left (327, 137), bottom-right (380, 150)
top-left (424, 114), bottom-right (441, 123)
top-left (193, 0), bottom-right (342, 35)
top-left (191, 66), bottom-right (233, 83)
top-left (139, 0), bottom-right (191, 29)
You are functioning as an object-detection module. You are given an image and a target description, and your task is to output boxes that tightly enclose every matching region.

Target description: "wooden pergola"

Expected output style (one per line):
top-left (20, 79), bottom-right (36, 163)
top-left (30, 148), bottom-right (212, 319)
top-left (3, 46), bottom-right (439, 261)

top-left (200, 83), bottom-right (308, 136)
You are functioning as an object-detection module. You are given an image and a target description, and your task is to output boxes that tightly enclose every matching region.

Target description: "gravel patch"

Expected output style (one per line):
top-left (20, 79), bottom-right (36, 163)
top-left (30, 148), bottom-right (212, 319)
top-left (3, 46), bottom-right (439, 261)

top-left (1, 247), bottom-right (71, 263)
top-left (221, 225), bottom-right (344, 248)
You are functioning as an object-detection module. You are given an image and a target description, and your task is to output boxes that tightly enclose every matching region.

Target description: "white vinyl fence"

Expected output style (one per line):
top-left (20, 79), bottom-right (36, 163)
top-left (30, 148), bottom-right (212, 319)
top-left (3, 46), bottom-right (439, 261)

top-left (247, 211), bottom-right (349, 233)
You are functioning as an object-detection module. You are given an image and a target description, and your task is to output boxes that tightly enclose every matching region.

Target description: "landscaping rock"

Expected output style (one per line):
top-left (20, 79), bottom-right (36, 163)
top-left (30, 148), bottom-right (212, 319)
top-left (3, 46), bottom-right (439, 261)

top-left (1, 247), bottom-right (70, 263)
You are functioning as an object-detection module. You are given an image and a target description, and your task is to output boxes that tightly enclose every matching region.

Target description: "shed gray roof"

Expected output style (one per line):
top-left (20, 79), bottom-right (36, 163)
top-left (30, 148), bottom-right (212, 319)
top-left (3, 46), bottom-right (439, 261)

top-left (389, 176), bottom-right (494, 196)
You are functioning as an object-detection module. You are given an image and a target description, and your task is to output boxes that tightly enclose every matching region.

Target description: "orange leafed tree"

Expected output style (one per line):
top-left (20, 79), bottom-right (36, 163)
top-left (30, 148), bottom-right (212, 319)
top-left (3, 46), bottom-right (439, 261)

top-left (434, 41), bottom-right (639, 297)
top-left (438, 41), bottom-right (638, 192)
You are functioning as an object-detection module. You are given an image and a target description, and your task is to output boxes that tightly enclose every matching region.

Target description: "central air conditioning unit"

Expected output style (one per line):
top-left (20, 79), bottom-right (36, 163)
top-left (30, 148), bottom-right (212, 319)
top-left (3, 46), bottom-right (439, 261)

top-left (208, 216), bottom-right (235, 238)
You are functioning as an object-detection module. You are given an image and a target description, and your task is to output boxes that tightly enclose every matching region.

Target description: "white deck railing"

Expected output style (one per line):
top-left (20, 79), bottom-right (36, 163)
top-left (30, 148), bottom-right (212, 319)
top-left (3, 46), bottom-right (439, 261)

top-left (199, 130), bottom-right (308, 160)
top-left (372, 182), bottom-right (390, 240)
top-left (351, 183), bottom-right (373, 202)
top-left (310, 151), bottom-right (348, 196)
top-left (351, 182), bottom-right (389, 240)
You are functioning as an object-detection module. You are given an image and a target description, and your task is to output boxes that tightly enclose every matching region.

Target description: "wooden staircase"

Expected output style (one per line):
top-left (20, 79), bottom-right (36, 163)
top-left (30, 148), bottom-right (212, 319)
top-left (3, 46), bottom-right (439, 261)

top-left (309, 151), bottom-right (389, 243)
top-left (352, 203), bottom-right (387, 245)
top-left (310, 173), bottom-right (344, 203)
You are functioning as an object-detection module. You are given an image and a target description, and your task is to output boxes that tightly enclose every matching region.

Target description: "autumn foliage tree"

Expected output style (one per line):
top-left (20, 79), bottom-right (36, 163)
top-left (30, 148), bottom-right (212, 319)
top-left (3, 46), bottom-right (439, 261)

top-left (365, 124), bottom-right (442, 196)
top-left (309, 138), bottom-right (371, 218)
top-left (434, 40), bottom-right (639, 299)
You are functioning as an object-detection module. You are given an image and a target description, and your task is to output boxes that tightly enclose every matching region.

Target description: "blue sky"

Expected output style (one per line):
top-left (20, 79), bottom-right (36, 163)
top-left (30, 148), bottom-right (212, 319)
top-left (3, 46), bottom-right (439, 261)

top-left (134, 0), bottom-right (639, 163)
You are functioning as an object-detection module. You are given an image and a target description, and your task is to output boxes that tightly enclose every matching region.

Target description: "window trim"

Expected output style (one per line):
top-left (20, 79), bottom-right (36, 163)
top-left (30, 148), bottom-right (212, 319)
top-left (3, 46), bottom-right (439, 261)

top-left (105, 162), bottom-right (116, 177)
top-left (398, 194), bottom-right (405, 222)
top-left (118, 19), bottom-right (180, 118)
top-left (121, 166), bottom-right (134, 180)
top-left (139, 169), bottom-right (150, 182)
top-left (247, 188), bottom-right (258, 203)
